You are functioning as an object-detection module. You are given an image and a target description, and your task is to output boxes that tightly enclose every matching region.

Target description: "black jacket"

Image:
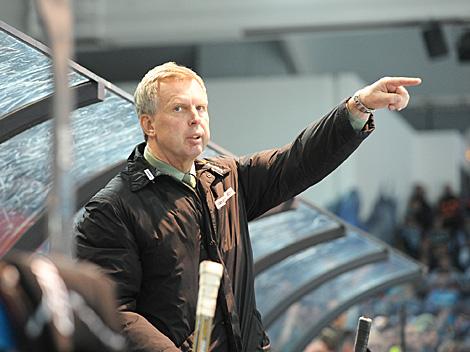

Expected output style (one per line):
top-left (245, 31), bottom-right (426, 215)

top-left (75, 102), bottom-right (373, 352)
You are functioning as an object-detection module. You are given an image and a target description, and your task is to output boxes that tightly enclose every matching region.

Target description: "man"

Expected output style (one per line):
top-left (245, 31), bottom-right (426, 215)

top-left (75, 62), bottom-right (421, 351)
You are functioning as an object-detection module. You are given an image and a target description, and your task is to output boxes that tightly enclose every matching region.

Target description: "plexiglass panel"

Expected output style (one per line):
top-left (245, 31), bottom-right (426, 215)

top-left (0, 29), bottom-right (87, 118)
top-left (0, 91), bottom-right (139, 253)
top-left (249, 202), bottom-right (341, 261)
top-left (267, 254), bottom-right (419, 352)
top-left (255, 231), bottom-right (384, 317)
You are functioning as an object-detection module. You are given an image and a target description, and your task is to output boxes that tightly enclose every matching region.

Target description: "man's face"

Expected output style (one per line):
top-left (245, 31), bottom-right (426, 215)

top-left (143, 78), bottom-right (210, 171)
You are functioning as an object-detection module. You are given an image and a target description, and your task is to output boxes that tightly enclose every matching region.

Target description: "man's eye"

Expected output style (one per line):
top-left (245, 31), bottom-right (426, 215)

top-left (173, 106), bottom-right (183, 112)
top-left (196, 105), bottom-right (207, 112)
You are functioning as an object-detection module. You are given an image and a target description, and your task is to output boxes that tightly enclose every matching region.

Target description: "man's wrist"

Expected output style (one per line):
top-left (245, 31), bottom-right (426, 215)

top-left (352, 94), bottom-right (375, 114)
top-left (346, 98), bottom-right (370, 131)
top-left (346, 97), bottom-right (371, 120)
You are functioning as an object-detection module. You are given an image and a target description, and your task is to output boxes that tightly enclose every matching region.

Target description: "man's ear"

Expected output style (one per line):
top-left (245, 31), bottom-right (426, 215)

top-left (140, 114), bottom-right (156, 137)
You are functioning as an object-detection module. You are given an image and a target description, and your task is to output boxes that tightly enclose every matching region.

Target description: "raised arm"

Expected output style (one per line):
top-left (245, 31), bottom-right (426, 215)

top-left (238, 76), bottom-right (421, 221)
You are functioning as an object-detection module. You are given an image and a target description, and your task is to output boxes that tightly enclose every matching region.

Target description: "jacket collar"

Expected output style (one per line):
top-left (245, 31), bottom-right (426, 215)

top-left (196, 158), bottom-right (230, 177)
top-left (123, 143), bottom-right (160, 192)
top-left (123, 143), bottom-right (230, 192)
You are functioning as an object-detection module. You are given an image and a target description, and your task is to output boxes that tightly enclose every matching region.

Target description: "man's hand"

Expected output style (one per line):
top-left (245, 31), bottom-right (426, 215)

top-left (358, 76), bottom-right (422, 111)
top-left (347, 77), bottom-right (422, 118)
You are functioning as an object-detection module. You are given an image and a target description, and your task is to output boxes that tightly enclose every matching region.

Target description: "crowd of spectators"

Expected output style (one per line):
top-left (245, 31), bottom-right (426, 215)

top-left (316, 184), bottom-right (470, 351)
top-left (398, 184), bottom-right (470, 273)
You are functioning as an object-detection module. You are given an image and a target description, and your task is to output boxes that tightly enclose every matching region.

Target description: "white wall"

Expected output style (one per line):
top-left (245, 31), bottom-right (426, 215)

top-left (0, 0), bottom-right (28, 32)
top-left (205, 73), bottom-right (464, 219)
top-left (207, 74), bottom-right (335, 154)
top-left (413, 131), bottom-right (464, 203)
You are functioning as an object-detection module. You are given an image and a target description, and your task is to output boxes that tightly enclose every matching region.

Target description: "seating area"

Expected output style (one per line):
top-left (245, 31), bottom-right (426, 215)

top-left (309, 185), bottom-right (470, 351)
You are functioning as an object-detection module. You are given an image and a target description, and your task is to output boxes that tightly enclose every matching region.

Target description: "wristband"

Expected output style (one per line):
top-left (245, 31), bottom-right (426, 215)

top-left (353, 95), bottom-right (375, 114)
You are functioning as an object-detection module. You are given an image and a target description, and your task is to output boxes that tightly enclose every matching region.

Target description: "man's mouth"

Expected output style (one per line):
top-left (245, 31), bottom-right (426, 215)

top-left (189, 134), bottom-right (202, 141)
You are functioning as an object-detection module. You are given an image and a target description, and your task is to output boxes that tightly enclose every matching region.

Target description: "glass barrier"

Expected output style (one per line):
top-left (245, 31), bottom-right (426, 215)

top-left (255, 231), bottom-right (384, 316)
top-left (250, 202), bottom-right (341, 261)
top-left (0, 29), bottom-right (87, 118)
top-left (0, 92), bottom-right (138, 253)
top-left (267, 253), bottom-right (419, 352)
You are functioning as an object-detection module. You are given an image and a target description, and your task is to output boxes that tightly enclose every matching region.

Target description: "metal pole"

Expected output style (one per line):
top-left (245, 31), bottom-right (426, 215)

top-left (399, 303), bottom-right (407, 352)
top-left (35, 0), bottom-right (75, 256)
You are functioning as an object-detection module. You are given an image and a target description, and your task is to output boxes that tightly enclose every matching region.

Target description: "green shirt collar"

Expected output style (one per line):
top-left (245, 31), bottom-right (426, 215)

top-left (144, 144), bottom-right (196, 187)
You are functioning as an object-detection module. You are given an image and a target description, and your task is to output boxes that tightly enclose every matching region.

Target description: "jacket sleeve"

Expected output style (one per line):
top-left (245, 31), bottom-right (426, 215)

top-left (75, 197), bottom-right (180, 352)
top-left (237, 101), bottom-right (373, 221)
top-left (121, 312), bottom-right (181, 352)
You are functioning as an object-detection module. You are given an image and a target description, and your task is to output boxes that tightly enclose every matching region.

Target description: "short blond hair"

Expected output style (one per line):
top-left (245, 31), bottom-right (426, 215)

top-left (134, 62), bottom-right (206, 118)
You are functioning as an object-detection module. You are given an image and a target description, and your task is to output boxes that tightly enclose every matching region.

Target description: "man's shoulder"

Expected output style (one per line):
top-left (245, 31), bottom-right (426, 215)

top-left (204, 154), bottom-right (237, 165)
top-left (198, 154), bottom-right (238, 175)
top-left (87, 171), bottom-right (132, 206)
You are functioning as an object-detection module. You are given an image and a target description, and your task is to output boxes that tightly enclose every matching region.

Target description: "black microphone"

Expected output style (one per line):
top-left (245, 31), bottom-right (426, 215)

top-left (353, 316), bottom-right (372, 352)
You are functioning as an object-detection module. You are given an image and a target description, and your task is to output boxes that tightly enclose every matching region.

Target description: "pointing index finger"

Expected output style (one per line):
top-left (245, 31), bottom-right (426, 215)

top-left (386, 77), bottom-right (422, 87)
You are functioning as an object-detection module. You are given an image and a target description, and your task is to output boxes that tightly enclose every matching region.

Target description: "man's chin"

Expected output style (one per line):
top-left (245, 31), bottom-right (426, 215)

top-left (188, 147), bottom-right (204, 160)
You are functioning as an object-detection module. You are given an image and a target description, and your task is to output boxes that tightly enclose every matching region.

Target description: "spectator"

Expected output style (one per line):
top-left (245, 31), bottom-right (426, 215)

top-left (406, 184), bottom-right (433, 233)
top-left (437, 185), bottom-right (463, 234)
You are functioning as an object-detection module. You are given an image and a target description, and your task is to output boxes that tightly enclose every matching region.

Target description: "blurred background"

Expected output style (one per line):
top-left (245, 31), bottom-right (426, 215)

top-left (1, 0), bottom-right (470, 351)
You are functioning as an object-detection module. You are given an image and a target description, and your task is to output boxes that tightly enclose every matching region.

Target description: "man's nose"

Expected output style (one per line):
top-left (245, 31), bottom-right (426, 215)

top-left (189, 107), bottom-right (201, 125)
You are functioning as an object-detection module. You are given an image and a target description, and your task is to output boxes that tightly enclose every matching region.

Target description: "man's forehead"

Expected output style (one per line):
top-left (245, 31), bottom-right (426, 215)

top-left (158, 78), bottom-right (207, 101)
top-left (158, 77), bottom-right (203, 90)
